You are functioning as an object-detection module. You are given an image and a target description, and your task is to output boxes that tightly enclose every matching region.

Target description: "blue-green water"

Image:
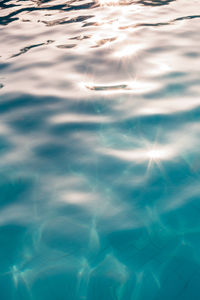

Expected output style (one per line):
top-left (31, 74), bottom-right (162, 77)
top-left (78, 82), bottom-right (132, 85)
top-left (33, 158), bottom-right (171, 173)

top-left (0, 0), bottom-right (200, 299)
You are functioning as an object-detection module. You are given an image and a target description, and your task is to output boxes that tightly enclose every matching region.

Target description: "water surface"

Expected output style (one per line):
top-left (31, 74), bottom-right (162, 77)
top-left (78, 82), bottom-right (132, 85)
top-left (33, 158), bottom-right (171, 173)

top-left (0, 0), bottom-right (200, 299)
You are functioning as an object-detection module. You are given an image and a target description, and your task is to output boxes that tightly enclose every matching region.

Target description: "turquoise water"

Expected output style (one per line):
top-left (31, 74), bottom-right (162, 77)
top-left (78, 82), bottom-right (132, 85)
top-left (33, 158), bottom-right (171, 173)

top-left (0, 0), bottom-right (200, 299)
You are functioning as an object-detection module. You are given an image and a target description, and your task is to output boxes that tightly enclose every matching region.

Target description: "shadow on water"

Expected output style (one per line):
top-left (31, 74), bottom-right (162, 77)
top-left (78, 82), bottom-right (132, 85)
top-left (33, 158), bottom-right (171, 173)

top-left (137, 0), bottom-right (175, 6)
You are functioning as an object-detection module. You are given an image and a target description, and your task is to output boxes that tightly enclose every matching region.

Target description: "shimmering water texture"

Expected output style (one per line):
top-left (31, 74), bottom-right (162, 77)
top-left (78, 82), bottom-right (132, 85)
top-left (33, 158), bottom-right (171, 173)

top-left (1, 0), bottom-right (200, 299)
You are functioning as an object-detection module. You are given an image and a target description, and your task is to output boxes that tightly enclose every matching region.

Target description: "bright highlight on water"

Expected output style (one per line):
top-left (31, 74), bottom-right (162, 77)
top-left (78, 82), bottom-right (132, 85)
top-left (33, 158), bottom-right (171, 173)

top-left (0, 0), bottom-right (200, 299)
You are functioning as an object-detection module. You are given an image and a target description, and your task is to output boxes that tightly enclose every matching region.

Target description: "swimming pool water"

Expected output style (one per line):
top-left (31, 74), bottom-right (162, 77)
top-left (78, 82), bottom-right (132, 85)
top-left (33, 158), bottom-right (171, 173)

top-left (0, 0), bottom-right (200, 299)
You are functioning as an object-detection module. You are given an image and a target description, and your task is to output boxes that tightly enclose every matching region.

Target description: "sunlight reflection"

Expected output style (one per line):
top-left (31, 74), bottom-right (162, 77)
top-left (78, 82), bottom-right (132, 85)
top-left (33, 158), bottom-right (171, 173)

top-left (49, 113), bottom-right (109, 124)
top-left (61, 192), bottom-right (94, 204)
top-left (98, 0), bottom-right (119, 6)
top-left (11, 265), bottom-right (31, 292)
top-left (146, 57), bottom-right (172, 76)
top-left (136, 97), bottom-right (200, 116)
top-left (145, 146), bottom-right (174, 174)
top-left (114, 44), bottom-right (144, 58)
top-left (11, 265), bottom-right (19, 287)
top-left (147, 148), bottom-right (170, 160)
top-left (102, 145), bottom-right (176, 164)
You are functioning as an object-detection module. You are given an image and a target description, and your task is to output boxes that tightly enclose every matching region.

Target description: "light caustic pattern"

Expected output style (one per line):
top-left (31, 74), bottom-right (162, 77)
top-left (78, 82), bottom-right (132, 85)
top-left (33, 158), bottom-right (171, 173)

top-left (0, 0), bottom-right (200, 299)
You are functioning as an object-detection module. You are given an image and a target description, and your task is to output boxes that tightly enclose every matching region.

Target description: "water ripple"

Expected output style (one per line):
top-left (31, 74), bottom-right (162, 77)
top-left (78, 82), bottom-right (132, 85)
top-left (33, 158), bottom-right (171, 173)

top-left (1, 0), bottom-right (200, 298)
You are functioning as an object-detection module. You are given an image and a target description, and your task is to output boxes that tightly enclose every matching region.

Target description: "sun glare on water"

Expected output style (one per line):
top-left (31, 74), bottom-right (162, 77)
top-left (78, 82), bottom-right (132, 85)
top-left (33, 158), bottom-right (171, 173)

top-left (146, 148), bottom-right (170, 161)
top-left (114, 44), bottom-right (144, 58)
top-left (98, 0), bottom-right (119, 6)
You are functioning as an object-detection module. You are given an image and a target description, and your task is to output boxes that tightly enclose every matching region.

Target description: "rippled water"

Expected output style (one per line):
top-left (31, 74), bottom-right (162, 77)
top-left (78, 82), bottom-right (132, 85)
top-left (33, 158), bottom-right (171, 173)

top-left (1, 0), bottom-right (200, 298)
